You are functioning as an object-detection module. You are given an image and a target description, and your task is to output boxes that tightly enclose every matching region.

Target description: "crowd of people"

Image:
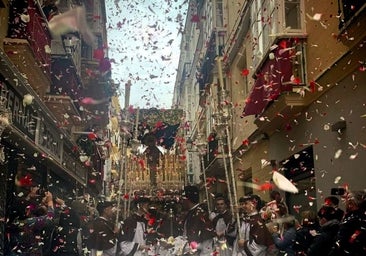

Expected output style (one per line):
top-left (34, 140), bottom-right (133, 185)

top-left (5, 185), bottom-right (366, 256)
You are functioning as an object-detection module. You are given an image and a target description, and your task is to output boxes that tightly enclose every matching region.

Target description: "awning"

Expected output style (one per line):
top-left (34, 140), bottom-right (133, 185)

top-left (242, 45), bottom-right (294, 116)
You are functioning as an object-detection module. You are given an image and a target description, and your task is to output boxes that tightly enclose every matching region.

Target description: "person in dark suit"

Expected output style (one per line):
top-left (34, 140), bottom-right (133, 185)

top-left (323, 196), bottom-right (345, 222)
top-left (87, 201), bottom-right (118, 256)
top-left (119, 197), bottom-right (151, 256)
top-left (181, 185), bottom-right (215, 255)
top-left (307, 205), bottom-right (340, 256)
top-left (329, 191), bottom-right (366, 256)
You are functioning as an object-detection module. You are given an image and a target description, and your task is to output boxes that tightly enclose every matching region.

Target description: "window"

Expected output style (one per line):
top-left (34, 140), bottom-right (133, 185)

top-left (236, 52), bottom-right (249, 95)
top-left (217, 30), bottom-right (226, 56)
top-left (250, 0), bottom-right (306, 70)
top-left (279, 146), bottom-right (316, 220)
top-left (284, 0), bottom-right (302, 30)
top-left (215, 0), bottom-right (224, 28)
top-left (291, 41), bottom-right (307, 85)
top-left (281, 39), bottom-right (307, 86)
top-left (187, 174), bottom-right (194, 184)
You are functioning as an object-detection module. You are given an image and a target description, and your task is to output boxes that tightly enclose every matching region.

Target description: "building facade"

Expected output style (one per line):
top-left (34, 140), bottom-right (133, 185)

top-left (0, 0), bottom-right (116, 253)
top-left (174, 0), bottom-right (366, 216)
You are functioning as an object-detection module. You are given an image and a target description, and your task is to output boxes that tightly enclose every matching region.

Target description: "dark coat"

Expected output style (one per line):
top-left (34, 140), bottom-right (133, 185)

top-left (212, 210), bottom-right (235, 245)
top-left (184, 203), bottom-right (215, 243)
top-left (51, 207), bottom-right (81, 255)
top-left (120, 213), bottom-right (147, 242)
top-left (329, 209), bottom-right (366, 256)
top-left (293, 222), bottom-right (320, 255)
top-left (87, 217), bottom-right (117, 251)
top-left (212, 210), bottom-right (233, 228)
top-left (272, 226), bottom-right (296, 256)
top-left (307, 219), bottom-right (339, 256)
top-left (245, 213), bottom-right (274, 247)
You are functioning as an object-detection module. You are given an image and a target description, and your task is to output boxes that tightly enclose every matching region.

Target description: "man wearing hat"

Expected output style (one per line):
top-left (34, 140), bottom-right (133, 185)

top-left (323, 195), bottom-right (344, 222)
top-left (233, 195), bottom-right (274, 256)
top-left (87, 201), bottom-right (119, 256)
top-left (307, 205), bottom-right (340, 256)
top-left (119, 196), bottom-right (151, 256)
top-left (181, 185), bottom-right (215, 255)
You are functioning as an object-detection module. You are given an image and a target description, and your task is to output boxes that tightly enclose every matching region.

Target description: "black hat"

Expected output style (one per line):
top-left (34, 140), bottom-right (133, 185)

top-left (96, 201), bottom-right (115, 214)
top-left (239, 194), bottom-right (259, 203)
top-left (239, 194), bottom-right (263, 211)
top-left (182, 185), bottom-right (199, 203)
top-left (134, 196), bottom-right (151, 205)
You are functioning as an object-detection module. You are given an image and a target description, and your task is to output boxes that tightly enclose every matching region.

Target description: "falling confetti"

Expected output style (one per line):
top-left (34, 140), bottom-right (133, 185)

top-left (306, 13), bottom-right (322, 21)
top-left (23, 94), bottom-right (34, 106)
top-left (334, 176), bottom-right (341, 184)
top-left (106, 1), bottom-right (187, 108)
top-left (334, 149), bottom-right (342, 159)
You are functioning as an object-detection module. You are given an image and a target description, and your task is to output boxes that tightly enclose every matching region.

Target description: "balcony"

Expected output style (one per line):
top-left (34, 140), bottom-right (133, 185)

top-left (254, 92), bottom-right (308, 135)
top-left (5, 0), bottom-right (52, 97)
top-left (204, 153), bottom-right (226, 179)
top-left (51, 37), bottom-right (82, 78)
top-left (242, 39), bottom-right (305, 117)
top-left (197, 33), bottom-right (217, 103)
top-left (43, 95), bottom-right (83, 133)
top-left (338, 1), bottom-right (366, 48)
top-left (3, 39), bottom-right (51, 98)
top-left (201, 133), bottom-right (227, 179)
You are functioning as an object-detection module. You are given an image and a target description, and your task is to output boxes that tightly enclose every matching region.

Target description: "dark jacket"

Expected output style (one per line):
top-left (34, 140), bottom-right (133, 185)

top-left (8, 206), bottom-right (55, 256)
top-left (120, 213), bottom-right (147, 241)
top-left (51, 207), bottom-right (81, 255)
top-left (329, 209), bottom-right (366, 256)
top-left (87, 217), bottom-right (117, 251)
top-left (272, 226), bottom-right (296, 256)
top-left (307, 219), bottom-right (339, 256)
top-left (212, 210), bottom-right (233, 228)
top-left (184, 203), bottom-right (215, 243)
top-left (212, 209), bottom-right (235, 245)
top-left (293, 222), bottom-right (320, 255)
top-left (119, 213), bottom-right (148, 256)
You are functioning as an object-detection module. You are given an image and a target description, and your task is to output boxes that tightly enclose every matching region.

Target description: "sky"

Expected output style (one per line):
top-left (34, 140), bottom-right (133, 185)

top-left (105, 1), bottom-right (188, 109)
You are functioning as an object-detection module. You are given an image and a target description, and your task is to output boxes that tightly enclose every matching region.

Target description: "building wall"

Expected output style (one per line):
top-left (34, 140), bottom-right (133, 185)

top-left (234, 139), bottom-right (272, 202)
top-left (269, 67), bottom-right (366, 210)
top-left (305, 1), bottom-right (350, 83)
top-left (176, 0), bottom-right (366, 209)
top-left (230, 39), bottom-right (258, 150)
top-left (227, 0), bottom-right (366, 211)
top-left (0, 1), bottom-right (8, 42)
